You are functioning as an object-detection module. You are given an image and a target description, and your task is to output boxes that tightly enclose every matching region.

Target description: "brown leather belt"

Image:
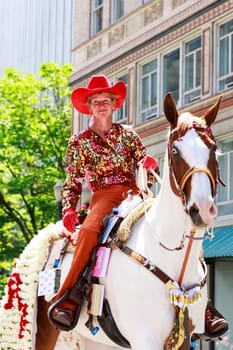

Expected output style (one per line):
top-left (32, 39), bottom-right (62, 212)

top-left (111, 240), bottom-right (207, 290)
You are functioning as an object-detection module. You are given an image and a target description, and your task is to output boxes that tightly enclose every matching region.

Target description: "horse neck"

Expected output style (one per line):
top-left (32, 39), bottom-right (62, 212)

top-left (153, 153), bottom-right (191, 238)
top-left (143, 153), bottom-right (206, 286)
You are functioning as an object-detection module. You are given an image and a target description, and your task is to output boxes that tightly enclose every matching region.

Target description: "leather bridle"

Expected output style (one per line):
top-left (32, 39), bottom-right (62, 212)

top-left (180, 165), bottom-right (216, 194)
top-left (167, 122), bottom-right (224, 204)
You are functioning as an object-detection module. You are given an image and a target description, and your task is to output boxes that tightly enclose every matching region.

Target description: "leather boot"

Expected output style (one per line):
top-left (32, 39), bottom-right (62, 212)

top-left (192, 300), bottom-right (228, 341)
top-left (48, 282), bottom-right (85, 331)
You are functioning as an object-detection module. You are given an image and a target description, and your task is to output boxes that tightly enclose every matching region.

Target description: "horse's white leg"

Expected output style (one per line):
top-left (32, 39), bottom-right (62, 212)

top-left (189, 283), bottom-right (207, 335)
top-left (36, 296), bottom-right (60, 350)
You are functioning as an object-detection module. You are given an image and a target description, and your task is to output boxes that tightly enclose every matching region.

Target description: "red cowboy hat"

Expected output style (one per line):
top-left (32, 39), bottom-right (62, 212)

top-left (71, 74), bottom-right (126, 115)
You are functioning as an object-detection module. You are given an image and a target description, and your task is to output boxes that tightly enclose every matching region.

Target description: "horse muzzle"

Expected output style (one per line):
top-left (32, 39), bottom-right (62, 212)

top-left (188, 200), bottom-right (217, 228)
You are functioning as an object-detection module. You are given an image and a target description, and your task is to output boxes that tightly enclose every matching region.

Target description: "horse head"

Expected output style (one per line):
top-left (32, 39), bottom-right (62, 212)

top-left (163, 93), bottom-right (224, 229)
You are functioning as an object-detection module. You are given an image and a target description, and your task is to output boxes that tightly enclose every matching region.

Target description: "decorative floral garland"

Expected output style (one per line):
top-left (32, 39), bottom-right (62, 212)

top-left (4, 272), bottom-right (29, 339)
top-left (0, 223), bottom-right (61, 350)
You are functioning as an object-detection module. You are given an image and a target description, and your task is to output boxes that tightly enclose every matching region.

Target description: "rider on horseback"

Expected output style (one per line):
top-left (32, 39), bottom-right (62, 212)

top-left (50, 74), bottom-right (159, 327)
top-left (49, 74), bottom-right (228, 341)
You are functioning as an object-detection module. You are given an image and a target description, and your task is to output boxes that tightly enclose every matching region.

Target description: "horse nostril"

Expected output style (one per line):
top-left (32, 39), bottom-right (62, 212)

top-left (189, 204), bottom-right (205, 227)
top-left (189, 201), bottom-right (217, 227)
top-left (209, 203), bottom-right (217, 217)
top-left (189, 205), bottom-right (199, 217)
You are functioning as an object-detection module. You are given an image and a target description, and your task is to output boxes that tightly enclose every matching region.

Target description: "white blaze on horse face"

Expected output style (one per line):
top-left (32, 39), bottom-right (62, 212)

top-left (176, 128), bottom-right (217, 227)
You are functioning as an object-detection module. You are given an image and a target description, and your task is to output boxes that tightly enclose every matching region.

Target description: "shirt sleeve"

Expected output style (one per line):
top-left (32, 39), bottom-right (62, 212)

top-left (123, 126), bottom-right (147, 166)
top-left (62, 135), bottom-right (86, 213)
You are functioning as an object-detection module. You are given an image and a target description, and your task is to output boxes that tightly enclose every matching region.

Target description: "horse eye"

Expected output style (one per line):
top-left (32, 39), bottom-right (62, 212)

top-left (172, 146), bottom-right (179, 155)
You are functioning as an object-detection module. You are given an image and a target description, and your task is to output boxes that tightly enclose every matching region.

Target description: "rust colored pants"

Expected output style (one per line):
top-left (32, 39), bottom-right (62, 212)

top-left (56, 184), bottom-right (136, 309)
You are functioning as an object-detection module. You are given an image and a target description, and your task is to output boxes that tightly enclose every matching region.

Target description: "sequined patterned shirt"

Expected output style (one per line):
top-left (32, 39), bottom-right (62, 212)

top-left (62, 123), bottom-right (147, 211)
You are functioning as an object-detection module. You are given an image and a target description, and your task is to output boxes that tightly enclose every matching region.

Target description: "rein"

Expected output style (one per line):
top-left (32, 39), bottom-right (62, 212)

top-left (157, 214), bottom-right (207, 252)
top-left (178, 228), bottom-right (196, 286)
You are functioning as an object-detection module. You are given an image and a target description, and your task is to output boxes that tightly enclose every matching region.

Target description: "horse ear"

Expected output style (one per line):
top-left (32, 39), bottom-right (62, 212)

top-left (202, 96), bottom-right (222, 126)
top-left (163, 92), bottom-right (179, 128)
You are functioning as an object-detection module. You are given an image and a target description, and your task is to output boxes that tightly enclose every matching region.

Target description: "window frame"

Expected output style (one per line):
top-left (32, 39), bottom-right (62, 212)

top-left (137, 56), bottom-right (159, 125)
top-left (112, 73), bottom-right (128, 124)
top-left (135, 32), bottom-right (209, 119)
top-left (216, 137), bottom-right (233, 220)
top-left (183, 36), bottom-right (202, 105)
top-left (91, 0), bottom-right (103, 36)
top-left (216, 17), bottom-right (233, 92)
top-left (111, 0), bottom-right (124, 24)
top-left (162, 47), bottom-right (181, 108)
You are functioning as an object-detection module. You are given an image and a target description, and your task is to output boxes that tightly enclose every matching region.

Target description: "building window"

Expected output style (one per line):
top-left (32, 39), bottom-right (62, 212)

top-left (163, 49), bottom-right (180, 106)
top-left (184, 37), bottom-right (201, 104)
top-left (217, 138), bottom-right (233, 217)
top-left (111, 0), bottom-right (124, 23)
top-left (217, 19), bottom-right (233, 91)
top-left (139, 58), bottom-right (158, 123)
top-left (113, 74), bottom-right (128, 123)
top-left (92, 0), bottom-right (103, 35)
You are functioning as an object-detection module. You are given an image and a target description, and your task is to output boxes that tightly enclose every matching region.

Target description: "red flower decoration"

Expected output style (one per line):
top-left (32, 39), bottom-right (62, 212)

top-left (4, 272), bottom-right (29, 339)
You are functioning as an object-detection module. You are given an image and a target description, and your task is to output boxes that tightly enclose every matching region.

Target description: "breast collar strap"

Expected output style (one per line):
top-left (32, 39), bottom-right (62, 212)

top-left (110, 239), bottom-right (207, 290)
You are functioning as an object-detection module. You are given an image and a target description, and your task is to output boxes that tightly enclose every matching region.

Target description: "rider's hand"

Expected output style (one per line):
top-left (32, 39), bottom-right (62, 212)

top-left (62, 208), bottom-right (79, 233)
top-left (138, 155), bottom-right (159, 172)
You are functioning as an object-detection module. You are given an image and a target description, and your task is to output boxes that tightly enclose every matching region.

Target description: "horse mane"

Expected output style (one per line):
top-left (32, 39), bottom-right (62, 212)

top-left (169, 112), bottom-right (216, 149)
top-left (177, 113), bottom-right (203, 135)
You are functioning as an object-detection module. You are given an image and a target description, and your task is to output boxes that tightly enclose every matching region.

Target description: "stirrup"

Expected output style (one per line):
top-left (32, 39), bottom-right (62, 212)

top-left (47, 287), bottom-right (84, 331)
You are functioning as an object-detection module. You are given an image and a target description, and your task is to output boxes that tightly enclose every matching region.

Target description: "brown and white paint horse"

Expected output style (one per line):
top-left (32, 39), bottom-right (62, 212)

top-left (36, 93), bottom-right (223, 350)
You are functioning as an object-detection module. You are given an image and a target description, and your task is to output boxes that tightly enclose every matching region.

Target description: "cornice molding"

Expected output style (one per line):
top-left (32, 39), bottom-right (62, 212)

top-left (70, 0), bottom-right (231, 85)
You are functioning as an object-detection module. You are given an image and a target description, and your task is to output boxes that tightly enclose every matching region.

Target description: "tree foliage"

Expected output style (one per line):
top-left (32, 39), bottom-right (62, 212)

top-left (0, 62), bottom-right (72, 284)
